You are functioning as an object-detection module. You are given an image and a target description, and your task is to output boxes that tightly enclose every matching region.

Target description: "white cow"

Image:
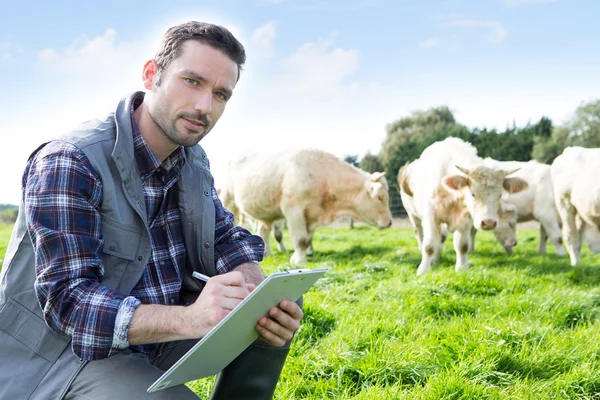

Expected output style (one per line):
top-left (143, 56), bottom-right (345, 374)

top-left (551, 146), bottom-right (600, 265)
top-left (218, 187), bottom-right (288, 252)
top-left (221, 149), bottom-right (393, 265)
top-left (483, 159), bottom-right (565, 255)
top-left (398, 137), bottom-right (528, 275)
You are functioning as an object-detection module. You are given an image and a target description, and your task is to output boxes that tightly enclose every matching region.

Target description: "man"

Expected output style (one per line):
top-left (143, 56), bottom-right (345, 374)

top-left (0, 21), bottom-right (303, 399)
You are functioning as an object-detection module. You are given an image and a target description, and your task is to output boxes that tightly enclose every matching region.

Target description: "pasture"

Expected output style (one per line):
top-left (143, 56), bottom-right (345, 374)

top-left (2, 223), bottom-right (600, 399)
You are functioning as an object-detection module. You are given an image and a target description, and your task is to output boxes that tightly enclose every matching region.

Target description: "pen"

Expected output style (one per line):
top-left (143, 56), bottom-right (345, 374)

top-left (192, 271), bottom-right (211, 283)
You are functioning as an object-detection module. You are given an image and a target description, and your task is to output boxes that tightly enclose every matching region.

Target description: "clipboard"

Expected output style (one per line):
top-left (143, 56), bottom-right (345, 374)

top-left (147, 268), bottom-right (328, 392)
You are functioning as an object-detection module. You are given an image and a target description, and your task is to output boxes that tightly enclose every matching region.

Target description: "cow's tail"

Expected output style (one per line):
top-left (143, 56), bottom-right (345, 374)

top-left (398, 162), bottom-right (413, 197)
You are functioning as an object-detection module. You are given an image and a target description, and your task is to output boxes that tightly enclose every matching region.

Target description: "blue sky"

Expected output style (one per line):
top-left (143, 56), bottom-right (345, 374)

top-left (0, 0), bottom-right (598, 204)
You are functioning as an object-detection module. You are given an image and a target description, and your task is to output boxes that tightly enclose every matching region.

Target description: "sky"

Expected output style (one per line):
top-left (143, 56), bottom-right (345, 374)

top-left (0, 0), bottom-right (599, 204)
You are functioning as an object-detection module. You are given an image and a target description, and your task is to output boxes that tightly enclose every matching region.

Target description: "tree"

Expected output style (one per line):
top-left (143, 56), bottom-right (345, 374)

top-left (0, 208), bottom-right (17, 224)
top-left (359, 152), bottom-right (384, 173)
top-left (343, 154), bottom-right (359, 167)
top-left (532, 99), bottom-right (600, 164)
top-left (378, 106), bottom-right (470, 216)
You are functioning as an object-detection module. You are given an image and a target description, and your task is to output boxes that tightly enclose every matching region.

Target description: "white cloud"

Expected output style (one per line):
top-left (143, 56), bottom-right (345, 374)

top-left (503, 0), bottom-right (559, 5)
top-left (37, 28), bottom-right (147, 76)
top-left (0, 41), bottom-right (22, 61)
top-left (278, 35), bottom-right (360, 96)
top-left (419, 38), bottom-right (440, 49)
top-left (440, 15), bottom-right (507, 43)
top-left (251, 21), bottom-right (278, 59)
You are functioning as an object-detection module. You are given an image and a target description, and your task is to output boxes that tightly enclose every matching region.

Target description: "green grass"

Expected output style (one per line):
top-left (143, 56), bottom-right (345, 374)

top-left (2, 223), bottom-right (600, 399)
top-left (0, 223), bottom-right (13, 269)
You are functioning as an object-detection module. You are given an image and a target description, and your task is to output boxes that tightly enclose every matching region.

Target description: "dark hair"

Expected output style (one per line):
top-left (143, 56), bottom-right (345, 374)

top-left (154, 21), bottom-right (246, 84)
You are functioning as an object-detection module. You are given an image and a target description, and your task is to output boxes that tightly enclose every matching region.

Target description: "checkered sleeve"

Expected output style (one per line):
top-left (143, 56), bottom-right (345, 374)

top-left (211, 179), bottom-right (265, 274)
top-left (24, 141), bottom-right (137, 360)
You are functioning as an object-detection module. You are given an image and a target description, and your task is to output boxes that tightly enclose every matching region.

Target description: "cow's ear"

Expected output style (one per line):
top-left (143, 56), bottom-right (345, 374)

top-left (503, 177), bottom-right (528, 194)
top-left (371, 172), bottom-right (385, 182)
top-left (367, 181), bottom-right (382, 197)
top-left (443, 175), bottom-right (470, 191)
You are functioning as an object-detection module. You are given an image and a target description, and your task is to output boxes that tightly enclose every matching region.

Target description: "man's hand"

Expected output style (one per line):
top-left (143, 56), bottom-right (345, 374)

top-left (182, 271), bottom-right (255, 338)
top-left (255, 300), bottom-right (304, 347)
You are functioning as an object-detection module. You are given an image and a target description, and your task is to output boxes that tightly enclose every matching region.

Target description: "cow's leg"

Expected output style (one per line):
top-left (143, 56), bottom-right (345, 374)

top-left (285, 209), bottom-right (311, 266)
top-left (538, 224), bottom-right (548, 254)
top-left (556, 197), bottom-right (581, 265)
top-left (416, 215), bottom-right (442, 276)
top-left (257, 222), bottom-right (273, 257)
top-left (469, 226), bottom-right (477, 253)
top-left (454, 226), bottom-right (471, 272)
top-left (440, 224), bottom-right (449, 252)
top-left (273, 222), bottom-right (286, 253)
top-left (538, 214), bottom-right (565, 255)
top-left (306, 228), bottom-right (315, 255)
top-left (576, 215), bottom-right (586, 257)
top-left (407, 213), bottom-right (424, 250)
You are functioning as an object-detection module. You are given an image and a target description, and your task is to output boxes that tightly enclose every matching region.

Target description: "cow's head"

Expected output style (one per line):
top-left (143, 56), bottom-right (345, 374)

top-left (493, 203), bottom-right (519, 253)
top-left (442, 165), bottom-right (528, 231)
top-left (355, 172), bottom-right (393, 228)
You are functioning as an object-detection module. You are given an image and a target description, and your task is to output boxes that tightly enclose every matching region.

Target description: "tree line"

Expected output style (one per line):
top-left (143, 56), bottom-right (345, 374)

top-left (345, 99), bottom-right (600, 216)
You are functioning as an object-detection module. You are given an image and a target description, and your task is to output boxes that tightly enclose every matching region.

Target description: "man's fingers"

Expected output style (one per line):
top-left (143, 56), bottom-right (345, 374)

top-left (214, 271), bottom-right (246, 287)
top-left (277, 300), bottom-right (304, 320)
top-left (256, 319), bottom-right (290, 347)
top-left (221, 285), bottom-right (250, 300)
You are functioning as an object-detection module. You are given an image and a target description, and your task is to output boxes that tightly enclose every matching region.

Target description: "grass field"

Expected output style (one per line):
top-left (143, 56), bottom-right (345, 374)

top-left (1, 223), bottom-right (600, 399)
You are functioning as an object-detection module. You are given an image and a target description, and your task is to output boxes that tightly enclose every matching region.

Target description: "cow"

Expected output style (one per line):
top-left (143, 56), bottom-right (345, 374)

top-left (398, 137), bottom-right (528, 275)
top-left (221, 148), bottom-right (393, 265)
top-left (406, 198), bottom-right (519, 254)
top-left (551, 146), bottom-right (600, 265)
top-left (482, 159), bottom-right (565, 255)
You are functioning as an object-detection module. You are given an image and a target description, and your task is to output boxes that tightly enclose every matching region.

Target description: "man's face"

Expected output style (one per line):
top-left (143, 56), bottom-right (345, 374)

top-left (146, 40), bottom-right (238, 147)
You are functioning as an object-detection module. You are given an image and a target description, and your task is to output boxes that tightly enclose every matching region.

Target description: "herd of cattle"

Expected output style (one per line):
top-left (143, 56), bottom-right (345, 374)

top-left (218, 138), bottom-right (600, 275)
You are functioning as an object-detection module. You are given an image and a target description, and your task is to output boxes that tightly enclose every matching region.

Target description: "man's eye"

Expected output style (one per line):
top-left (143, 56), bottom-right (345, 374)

top-left (184, 78), bottom-right (198, 86)
top-left (215, 92), bottom-right (227, 100)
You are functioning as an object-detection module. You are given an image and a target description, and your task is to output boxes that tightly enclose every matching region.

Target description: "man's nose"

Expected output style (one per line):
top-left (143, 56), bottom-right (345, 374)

top-left (195, 90), bottom-right (213, 114)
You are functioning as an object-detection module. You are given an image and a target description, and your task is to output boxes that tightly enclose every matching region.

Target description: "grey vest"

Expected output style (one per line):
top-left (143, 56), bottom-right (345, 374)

top-left (0, 93), bottom-right (216, 399)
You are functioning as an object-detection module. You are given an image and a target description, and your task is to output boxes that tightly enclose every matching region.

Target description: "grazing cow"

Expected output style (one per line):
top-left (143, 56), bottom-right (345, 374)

top-left (398, 137), bottom-right (528, 275)
top-left (583, 221), bottom-right (600, 253)
top-left (482, 159), bottom-right (565, 255)
top-left (471, 202), bottom-right (519, 253)
top-left (222, 149), bottom-right (393, 265)
top-left (404, 195), bottom-right (518, 254)
top-left (551, 147), bottom-right (600, 265)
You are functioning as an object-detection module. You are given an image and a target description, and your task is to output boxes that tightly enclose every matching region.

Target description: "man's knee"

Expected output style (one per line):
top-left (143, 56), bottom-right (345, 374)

top-left (65, 350), bottom-right (200, 399)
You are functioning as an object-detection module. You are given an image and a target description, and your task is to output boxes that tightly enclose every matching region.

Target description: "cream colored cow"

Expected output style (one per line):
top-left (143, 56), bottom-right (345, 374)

top-left (398, 137), bottom-right (528, 275)
top-left (483, 159), bottom-right (565, 255)
top-left (551, 146), bottom-right (600, 265)
top-left (222, 149), bottom-right (393, 265)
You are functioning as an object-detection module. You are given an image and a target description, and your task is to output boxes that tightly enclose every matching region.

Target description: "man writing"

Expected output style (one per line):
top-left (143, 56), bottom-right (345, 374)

top-left (0, 21), bottom-right (303, 399)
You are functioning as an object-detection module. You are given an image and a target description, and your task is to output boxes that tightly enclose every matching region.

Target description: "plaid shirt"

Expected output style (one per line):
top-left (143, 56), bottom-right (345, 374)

top-left (24, 94), bottom-right (264, 360)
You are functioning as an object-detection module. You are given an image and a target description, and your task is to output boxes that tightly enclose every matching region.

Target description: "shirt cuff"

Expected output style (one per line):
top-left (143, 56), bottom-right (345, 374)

top-left (110, 296), bottom-right (141, 353)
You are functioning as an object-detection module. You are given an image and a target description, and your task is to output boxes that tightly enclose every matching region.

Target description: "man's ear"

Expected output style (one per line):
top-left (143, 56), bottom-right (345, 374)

top-left (142, 59), bottom-right (158, 90)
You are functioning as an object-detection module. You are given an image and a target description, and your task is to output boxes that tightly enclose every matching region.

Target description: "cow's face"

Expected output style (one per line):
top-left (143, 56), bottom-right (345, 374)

top-left (442, 166), bottom-right (528, 231)
top-left (493, 203), bottom-right (518, 252)
top-left (355, 172), bottom-right (393, 228)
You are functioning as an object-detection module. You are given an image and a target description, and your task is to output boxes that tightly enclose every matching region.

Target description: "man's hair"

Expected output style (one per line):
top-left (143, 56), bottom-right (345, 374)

top-left (154, 21), bottom-right (246, 84)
